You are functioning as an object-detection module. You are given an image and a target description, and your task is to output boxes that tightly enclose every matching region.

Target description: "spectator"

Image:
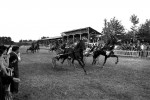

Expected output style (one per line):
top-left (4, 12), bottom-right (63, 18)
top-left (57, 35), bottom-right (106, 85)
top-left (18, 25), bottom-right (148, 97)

top-left (0, 47), bottom-right (20, 100)
top-left (9, 46), bottom-right (20, 94)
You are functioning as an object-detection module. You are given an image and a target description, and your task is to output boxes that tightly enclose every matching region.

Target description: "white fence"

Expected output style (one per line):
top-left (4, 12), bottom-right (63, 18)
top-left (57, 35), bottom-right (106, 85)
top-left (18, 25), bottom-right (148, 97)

top-left (40, 46), bottom-right (150, 58)
top-left (114, 50), bottom-right (150, 58)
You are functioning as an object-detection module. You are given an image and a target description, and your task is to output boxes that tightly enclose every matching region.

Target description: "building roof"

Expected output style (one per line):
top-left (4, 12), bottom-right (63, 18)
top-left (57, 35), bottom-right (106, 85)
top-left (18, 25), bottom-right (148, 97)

top-left (38, 27), bottom-right (102, 41)
top-left (61, 27), bottom-right (101, 35)
top-left (39, 36), bottom-right (62, 41)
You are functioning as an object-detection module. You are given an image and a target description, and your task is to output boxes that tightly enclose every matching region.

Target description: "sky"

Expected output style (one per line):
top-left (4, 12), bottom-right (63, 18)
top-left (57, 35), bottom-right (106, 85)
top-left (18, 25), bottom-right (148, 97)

top-left (0, 0), bottom-right (150, 42)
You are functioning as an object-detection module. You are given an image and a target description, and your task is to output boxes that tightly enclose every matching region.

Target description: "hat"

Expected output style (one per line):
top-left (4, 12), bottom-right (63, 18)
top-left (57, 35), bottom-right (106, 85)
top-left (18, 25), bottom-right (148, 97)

top-left (12, 46), bottom-right (19, 52)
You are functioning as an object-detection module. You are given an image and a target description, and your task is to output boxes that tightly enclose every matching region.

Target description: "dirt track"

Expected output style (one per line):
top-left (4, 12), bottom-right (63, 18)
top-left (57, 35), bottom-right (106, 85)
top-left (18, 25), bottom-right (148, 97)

top-left (13, 48), bottom-right (150, 100)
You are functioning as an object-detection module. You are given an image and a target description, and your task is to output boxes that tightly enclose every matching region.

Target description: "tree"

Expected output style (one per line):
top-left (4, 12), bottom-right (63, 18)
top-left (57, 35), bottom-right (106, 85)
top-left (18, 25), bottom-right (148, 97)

top-left (0, 36), bottom-right (14, 45)
top-left (130, 14), bottom-right (139, 26)
top-left (122, 31), bottom-right (134, 43)
top-left (29, 40), bottom-right (32, 42)
top-left (102, 17), bottom-right (125, 44)
top-left (137, 19), bottom-right (150, 43)
top-left (19, 40), bottom-right (22, 43)
top-left (130, 14), bottom-right (139, 42)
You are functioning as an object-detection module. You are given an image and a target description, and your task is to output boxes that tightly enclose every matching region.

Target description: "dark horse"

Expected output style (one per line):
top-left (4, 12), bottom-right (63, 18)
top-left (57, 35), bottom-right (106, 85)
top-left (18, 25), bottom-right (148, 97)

top-left (26, 43), bottom-right (40, 53)
top-left (26, 46), bottom-right (35, 53)
top-left (34, 43), bottom-right (40, 52)
top-left (53, 40), bottom-right (87, 74)
top-left (92, 44), bottom-right (119, 67)
top-left (49, 41), bottom-right (60, 52)
top-left (49, 45), bottom-right (57, 52)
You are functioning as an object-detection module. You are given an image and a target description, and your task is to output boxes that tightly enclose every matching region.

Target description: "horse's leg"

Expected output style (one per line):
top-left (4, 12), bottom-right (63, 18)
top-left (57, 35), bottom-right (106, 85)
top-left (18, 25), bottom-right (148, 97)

top-left (92, 51), bottom-right (99, 65)
top-left (80, 56), bottom-right (85, 66)
top-left (77, 59), bottom-right (87, 75)
top-left (67, 58), bottom-right (72, 66)
top-left (71, 57), bottom-right (76, 69)
top-left (83, 56), bottom-right (86, 64)
top-left (36, 49), bottom-right (38, 52)
top-left (31, 49), bottom-right (33, 53)
top-left (102, 56), bottom-right (108, 67)
top-left (52, 57), bottom-right (56, 68)
top-left (26, 49), bottom-right (28, 53)
top-left (96, 55), bottom-right (101, 65)
top-left (109, 54), bottom-right (119, 64)
top-left (92, 56), bottom-right (97, 65)
top-left (72, 58), bottom-right (75, 65)
top-left (92, 57), bottom-right (95, 65)
top-left (61, 57), bottom-right (66, 64)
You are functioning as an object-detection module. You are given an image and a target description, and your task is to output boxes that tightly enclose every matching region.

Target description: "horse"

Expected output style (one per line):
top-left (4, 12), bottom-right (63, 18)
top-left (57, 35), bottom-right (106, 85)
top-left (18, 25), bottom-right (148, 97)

top-left (34, 43), bottom-right (40, 52)
top-left (26, 46), bottom-right (35, 53)
top-left (92, 44), bottom-right (119, 67)
top-left (52, 50), bottom-right (73, 68)
top-left (83, 45), bottom-right (97, 57)
top-left (49, 43), bottom-right (60, 52)
top-left (53, 40), bottom-right (87, 74)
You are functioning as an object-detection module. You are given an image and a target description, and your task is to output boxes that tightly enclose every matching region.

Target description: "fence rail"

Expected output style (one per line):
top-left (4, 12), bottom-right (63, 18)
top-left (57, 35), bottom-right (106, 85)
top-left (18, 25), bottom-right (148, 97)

top-left (114, 50), bottom-right (150, 57)
top-left (40, 46), bottom-right (150, 58)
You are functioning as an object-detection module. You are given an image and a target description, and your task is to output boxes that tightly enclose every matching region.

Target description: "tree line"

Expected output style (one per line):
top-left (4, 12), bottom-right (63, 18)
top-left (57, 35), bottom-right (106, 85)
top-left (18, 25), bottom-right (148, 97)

top-left (0, 37), bottom-right (14, 45)
top-left (19, 36), bottom-right (49, 43)
top-left (101, 14), bottom-right (150, 44)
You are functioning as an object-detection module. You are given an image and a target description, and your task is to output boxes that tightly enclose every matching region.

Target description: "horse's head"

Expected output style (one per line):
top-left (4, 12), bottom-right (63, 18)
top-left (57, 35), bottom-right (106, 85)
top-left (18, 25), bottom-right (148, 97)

top-left (74, 40), bottom-right (86, 51)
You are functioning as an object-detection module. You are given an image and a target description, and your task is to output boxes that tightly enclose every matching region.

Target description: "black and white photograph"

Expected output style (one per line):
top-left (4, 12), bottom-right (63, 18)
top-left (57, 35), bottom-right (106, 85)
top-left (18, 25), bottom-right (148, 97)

top-left (0, 0), bottom-right (150, 100)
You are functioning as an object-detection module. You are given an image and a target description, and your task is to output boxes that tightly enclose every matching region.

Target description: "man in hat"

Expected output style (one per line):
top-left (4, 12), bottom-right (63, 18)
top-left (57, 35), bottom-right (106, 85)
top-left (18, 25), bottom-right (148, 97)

top-left (9, 46), bottom-right (20, 94)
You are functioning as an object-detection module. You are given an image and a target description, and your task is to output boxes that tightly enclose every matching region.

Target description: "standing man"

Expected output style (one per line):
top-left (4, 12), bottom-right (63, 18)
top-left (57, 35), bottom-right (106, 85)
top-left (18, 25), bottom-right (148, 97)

top-left (9, 46), bottom-right (20, 94)
top-left (140, 43), bottom-right (144, 57)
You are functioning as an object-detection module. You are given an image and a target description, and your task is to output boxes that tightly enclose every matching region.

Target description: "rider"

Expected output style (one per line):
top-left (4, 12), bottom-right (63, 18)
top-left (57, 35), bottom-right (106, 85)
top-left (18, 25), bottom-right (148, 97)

top-left (31, 42), bottom-right (34, 48)
top-left (102, 36), bottom-right (116, 55)
top-left (76, 38), bottom-right (86, 59)
top-left (60, 42), bottom-right (66, 54)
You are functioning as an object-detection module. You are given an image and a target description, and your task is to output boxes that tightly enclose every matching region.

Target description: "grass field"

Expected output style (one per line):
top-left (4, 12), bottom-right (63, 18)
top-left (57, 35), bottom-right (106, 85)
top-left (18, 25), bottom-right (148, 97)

top-left (13, 47), bottom-right (150, 100)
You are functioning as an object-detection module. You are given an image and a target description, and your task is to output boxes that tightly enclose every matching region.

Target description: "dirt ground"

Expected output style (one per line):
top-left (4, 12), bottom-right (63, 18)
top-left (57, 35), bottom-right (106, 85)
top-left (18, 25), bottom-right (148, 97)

top-left (13, 47), bottom-right (150, 100)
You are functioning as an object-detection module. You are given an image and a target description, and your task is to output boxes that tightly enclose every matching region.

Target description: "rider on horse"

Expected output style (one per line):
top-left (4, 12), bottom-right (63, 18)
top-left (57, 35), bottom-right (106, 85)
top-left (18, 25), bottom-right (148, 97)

top-left (102, 35), bottom-right (117, 55)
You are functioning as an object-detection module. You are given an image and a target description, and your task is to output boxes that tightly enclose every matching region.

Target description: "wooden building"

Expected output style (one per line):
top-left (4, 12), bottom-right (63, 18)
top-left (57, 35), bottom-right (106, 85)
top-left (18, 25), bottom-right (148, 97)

top-left (38, 36), bottom-right (62, 45)
top-left (37, 27), bottom-right (102, 46)
top-left (61, 27), bottom-right (102, 43)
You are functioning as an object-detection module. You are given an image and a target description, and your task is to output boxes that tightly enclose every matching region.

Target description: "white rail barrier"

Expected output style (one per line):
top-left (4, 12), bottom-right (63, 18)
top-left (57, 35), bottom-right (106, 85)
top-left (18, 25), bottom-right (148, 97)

top-left (114, 50), bottom-right (150, 57)
top-left (40, 46), bottom-right (150, 58)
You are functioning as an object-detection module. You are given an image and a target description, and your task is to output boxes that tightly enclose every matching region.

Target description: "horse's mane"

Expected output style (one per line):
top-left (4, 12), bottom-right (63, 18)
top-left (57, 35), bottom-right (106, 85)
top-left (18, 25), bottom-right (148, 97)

top-left (74, 40), bottom-right (85, 50)
top-left (101, 43), bottom-right (115, 51)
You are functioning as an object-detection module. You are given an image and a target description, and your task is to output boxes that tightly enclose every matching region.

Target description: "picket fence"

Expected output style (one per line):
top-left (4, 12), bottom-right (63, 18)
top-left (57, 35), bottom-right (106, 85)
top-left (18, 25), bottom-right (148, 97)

top-left (114, 50), bottom-right (150, 57)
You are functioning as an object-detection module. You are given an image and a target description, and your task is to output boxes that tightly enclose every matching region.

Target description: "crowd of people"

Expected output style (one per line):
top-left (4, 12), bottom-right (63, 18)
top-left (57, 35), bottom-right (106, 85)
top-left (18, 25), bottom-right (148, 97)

top-left (49, 38), bottom-right (150, 58)
top-left (119, 42), bottom-right (150, 51)
top-left (0, 45), bottom-right (21, 100)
